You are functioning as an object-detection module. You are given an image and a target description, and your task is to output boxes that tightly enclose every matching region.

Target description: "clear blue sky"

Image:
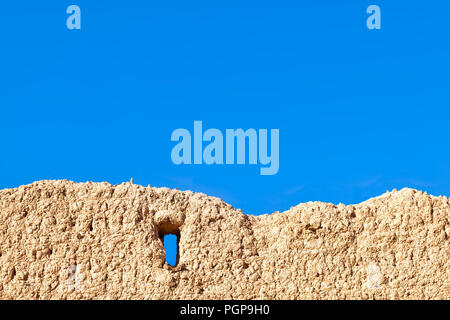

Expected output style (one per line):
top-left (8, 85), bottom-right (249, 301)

top-left (1, 0), bottom-right (449, 219)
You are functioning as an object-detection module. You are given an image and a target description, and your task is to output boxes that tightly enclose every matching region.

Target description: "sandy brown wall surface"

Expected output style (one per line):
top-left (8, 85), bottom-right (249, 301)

top-left (0, 180), bottom-right (448, 299)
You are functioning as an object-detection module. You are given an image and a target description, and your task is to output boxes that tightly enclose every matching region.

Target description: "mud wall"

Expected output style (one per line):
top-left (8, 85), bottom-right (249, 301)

top-left (0, 180), bottom-right (448, 299)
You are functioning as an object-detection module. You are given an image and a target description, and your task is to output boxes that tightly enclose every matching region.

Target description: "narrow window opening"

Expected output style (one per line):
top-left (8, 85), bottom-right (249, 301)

top-left (155, 219), bottom-right (181, 268)
top-left (162, 233), bottom-right (179, 267)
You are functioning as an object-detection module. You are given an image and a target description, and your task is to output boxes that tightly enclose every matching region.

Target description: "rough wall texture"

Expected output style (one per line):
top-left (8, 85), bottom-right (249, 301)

top-left (0, 180), bottom-right (448, 300)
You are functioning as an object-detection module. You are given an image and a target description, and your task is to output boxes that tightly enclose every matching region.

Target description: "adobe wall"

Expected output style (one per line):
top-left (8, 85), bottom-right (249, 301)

top-left (0, 180), bottom-right (448, 299)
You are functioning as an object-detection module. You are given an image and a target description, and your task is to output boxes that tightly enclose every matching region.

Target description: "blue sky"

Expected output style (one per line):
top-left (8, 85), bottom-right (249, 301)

top-left (1, 0), bottom-right (449, 223)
